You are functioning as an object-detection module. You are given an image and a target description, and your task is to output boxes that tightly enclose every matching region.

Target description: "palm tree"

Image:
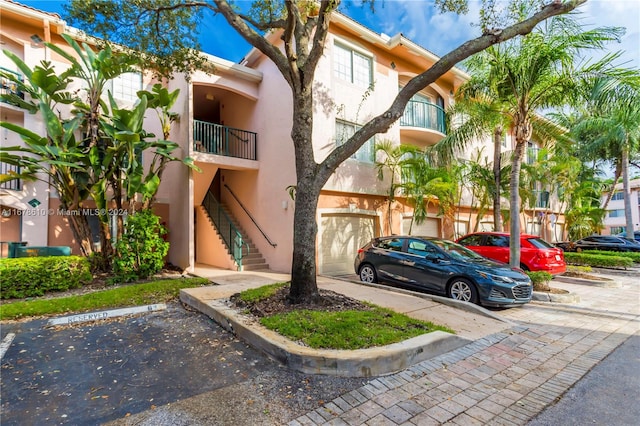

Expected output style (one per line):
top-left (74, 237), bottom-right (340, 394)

top-left (375, 141), bottom-right (416, 235)
top-left (434, 14), bottom-right (621, 268)
top-left (572, 75), bottom-right (640, 239)
top-left (399, 150), bottom-right (456, 236)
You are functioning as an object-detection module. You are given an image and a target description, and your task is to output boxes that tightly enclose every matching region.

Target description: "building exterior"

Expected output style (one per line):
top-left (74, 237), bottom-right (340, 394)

top-left (602, 178), bottom-right (640, 235)
top-left (1, 1), bottom-right (563, 273)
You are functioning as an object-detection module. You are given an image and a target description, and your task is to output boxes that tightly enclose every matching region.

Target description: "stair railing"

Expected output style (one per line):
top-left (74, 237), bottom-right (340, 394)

top-left (224, 183), bottom-right (277, 247)
top-left (202, 191), bottom-right (250, 270)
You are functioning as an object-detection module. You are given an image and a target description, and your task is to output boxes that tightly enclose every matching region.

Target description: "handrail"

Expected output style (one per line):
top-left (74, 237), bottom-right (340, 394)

top-left (0, 162), bottom-right (22, 191)
top-left (202, 191), bottom-right (250, 270)
top-left (193, 120), bottom-right (257, 160)
top-left (400, 99), bottom-right (446, 134)
top-left (224, 183), bottom-right (277, 247)
top-left (0, 66), bottom-right (24, 101)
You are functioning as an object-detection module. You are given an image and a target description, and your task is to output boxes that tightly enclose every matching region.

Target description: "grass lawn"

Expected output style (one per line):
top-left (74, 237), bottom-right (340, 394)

top-left (0, 277), bottom-right (209, 321)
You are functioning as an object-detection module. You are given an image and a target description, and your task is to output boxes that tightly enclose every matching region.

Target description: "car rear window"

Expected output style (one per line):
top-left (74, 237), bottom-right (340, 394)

top-left (527, 237), bottom-right (555, 249)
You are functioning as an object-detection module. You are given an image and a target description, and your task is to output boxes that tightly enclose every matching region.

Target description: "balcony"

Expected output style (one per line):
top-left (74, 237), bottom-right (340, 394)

top-left (400, 100), bottom-right (446, 146)
top-left (0, 67), bottom-right (24, 103)
top-left (0, 162), bottom-right (21, 191)
top-left (193, 120), bottom-right (257, 161)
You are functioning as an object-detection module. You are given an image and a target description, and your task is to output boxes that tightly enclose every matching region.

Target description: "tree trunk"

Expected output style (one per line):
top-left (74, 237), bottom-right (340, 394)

top-left (510, 130), bottom-right (529, 268)
top-left (602, 163), bottom-right (621, 211)
top-left (493, 126), bottom-right (503, 231)
top-left (621, 142), bottom-right (634, 239)
top-left (288, 86), bottom-right (324, 304)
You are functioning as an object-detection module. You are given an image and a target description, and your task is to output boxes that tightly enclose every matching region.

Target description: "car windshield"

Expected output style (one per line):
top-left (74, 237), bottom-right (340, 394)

top-left (528, 237), bottom-right (555, 249)
top-left (429, 239), bottom-right (487, 261)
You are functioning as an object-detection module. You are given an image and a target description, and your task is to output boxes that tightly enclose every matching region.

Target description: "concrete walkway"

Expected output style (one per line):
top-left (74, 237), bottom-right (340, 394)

top-left (189, 265), bottom-right (639, 425)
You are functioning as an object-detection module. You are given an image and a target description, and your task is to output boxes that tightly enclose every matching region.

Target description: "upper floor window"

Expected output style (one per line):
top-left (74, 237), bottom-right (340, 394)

top-left (109, 72), bottom-right (142, 102)
top-left (611, 192), bottom-right (624, 201)
top-left (608, 209), bottom-right (625, 218)
top-left (335, 119), bottom-right (374, 163)
top-left (334, 43), bottom-right (372, 88)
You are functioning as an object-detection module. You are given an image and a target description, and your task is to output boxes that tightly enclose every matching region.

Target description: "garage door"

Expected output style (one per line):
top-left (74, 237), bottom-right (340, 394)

top-left (402, 217), bottom-right (439, 237)
top-left (320, 214), bottom-right (375, 275)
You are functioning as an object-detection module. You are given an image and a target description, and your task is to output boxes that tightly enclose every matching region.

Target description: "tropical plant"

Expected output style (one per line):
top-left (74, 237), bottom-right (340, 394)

top-left (433, 13), bottom-right (622, 267)
top-left (375, 141), bottom-right (417, 235)
top-left (571, 74), bottom-right (640, 239)
top-left (65, 0), bottom-right (589, 302)
top-left (0, 35), bottom-right (197, 267)
top-left (399, 150), bottom-right (456, 235)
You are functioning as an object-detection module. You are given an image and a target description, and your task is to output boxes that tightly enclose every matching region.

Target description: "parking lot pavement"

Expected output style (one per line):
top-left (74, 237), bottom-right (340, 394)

top-left (0, 302), bottom-right (368, 426)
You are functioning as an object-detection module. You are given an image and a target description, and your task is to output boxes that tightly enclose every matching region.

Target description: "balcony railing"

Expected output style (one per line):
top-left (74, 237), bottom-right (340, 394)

top-left (400, 100), bottom-right (446, 134)
top-left (0, 163), bottom-right (21, 191)
top-left (193, 120), bottom-right (257, 161)
top-left (0, 67), bottom-right (24, 102)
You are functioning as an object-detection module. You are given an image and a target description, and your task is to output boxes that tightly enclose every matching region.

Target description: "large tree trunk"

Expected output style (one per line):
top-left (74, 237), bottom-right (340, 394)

top-left (493, 126), bottom-right (503, 231)
top-left (621, 142), bottom-right (634, 239)
top-left (509, 141), bottom-right (526, 268)
top-left (510, 113), bottom-right (531, 269)
top-left (288, 87), bottom-right (325, 304)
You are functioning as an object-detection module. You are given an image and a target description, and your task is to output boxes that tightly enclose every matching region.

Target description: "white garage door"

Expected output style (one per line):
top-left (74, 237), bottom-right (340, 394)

top-left (402, 217), bottom-right (439, 237)
top-left (320, 214), bottom-right (375, 275)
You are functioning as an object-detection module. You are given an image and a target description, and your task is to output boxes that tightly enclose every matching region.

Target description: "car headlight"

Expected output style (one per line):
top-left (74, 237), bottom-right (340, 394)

top-left (478, 271), bottom-right (514, 283)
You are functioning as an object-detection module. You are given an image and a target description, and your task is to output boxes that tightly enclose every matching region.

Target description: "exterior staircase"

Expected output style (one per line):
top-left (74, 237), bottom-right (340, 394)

top-left (200, 203), bottom-right (269, 271)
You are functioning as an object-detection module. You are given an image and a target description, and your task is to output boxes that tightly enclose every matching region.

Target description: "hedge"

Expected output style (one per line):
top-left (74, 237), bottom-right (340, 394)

top-left (0, 256), bottom-right (92, 299)
top-left (563, 252), bottom-right (633, 269)
top-left (526, 271), bottom-right (553, 291)
top-left (581, 250), bottom-right (640, 264)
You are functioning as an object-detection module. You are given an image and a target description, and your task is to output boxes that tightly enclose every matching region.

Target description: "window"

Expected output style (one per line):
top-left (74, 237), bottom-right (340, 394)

top-left (335, 120), bottom-right (375, 163)
top-left (378, 238), bottom-right (404, 252)
top-left (458, 234), bottom-right (483, 246)
top-left (110, 72), bottom-right (142, 102)
top-left (486, 235), bottom-right (509, 247)
top-left (408, 239), bottom-right (429, 256)
top-left (611, 192), bottom-right (624, 201)
top-left (334, 43), bottom-right (372, 88)
top-left (608, 209), bottom-right (625, 218)
top-left (610, 226), bottom-right (624, 235)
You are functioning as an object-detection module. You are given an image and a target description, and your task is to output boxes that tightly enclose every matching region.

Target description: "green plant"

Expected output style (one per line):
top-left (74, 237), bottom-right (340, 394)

top-left (0, 256), bottom-right (92, 299)
top-left (566, 265), bottom-right (593, 274)
top-left (582, 250), bottom-right (640, 263)
top-left (260, 306), bottom-right (454, 350)
top-left (564, 252), bottom-right (633, 269)
top-left (112, 210), bottom-right (169, 283)
top-left (526, 271), bottom-right (553, 292)
top-left (0, 277), bottom-right (208, 320)
top-left (237, 282), bottom-right (288, 304)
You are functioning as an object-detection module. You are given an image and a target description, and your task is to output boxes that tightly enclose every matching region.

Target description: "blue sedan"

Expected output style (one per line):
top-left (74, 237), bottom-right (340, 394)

top-left (354, 236), bottom-right (532, 308)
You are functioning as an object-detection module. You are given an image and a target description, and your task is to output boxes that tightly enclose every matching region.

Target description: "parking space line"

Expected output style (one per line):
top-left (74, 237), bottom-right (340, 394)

top-left (46, 303), bottom-right (167, 327)
top-left (1, 332), bottom-right (16, 361)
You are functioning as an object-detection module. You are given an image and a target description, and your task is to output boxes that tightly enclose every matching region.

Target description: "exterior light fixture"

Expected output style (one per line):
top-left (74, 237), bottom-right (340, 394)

top-left (30, 34), bottom-right (43, 45)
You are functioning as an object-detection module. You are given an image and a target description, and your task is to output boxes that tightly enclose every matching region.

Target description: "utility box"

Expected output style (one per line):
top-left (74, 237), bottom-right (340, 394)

top-left (15, 246), bottom-right (72, 257)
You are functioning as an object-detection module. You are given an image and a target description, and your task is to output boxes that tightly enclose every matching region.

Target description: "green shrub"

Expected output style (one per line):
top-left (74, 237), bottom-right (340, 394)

top-left (564, 252), bottom-right (633, 269)
top-left (112, 209), bottom-right (169, 283)
top-left (566, 265), bottom-right (593, 274)
top-left (526, 271), bottom-right (553, 292)
top-left (582, 250), bottom-right (640, 264)
top-left (0, 256), bottom-right (92, 299)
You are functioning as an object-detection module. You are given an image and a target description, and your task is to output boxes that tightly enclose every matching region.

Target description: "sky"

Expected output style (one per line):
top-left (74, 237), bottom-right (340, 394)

top-left (17, 0), bottom-right (640, 71)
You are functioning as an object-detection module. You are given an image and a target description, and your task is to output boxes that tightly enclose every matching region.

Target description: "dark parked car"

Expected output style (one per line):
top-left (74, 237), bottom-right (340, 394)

top-left (558, 235), bottom-right (640, 252)
top-left (616, 230), bottom-right (640, 242)
top-left (354, 236), bottom-right (532, 308)
top-left (456, 232), bottom-right (566, 275)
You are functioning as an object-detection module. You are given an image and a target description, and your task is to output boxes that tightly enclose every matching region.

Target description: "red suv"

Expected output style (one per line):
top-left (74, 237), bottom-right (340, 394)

top-left (456, 232), bottom-right (566, 275)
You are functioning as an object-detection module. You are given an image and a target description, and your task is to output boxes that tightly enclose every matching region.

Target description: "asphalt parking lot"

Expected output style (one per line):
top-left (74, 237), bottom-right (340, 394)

top-left (0, 302), bottom-right (368, 426)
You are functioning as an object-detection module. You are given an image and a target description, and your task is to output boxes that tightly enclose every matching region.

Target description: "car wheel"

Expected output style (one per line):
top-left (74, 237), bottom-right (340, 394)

top-left (448, 278), bottom-right (478, 304)
top-left (358, 264), bottom-right (377, 283)
top-left (520, 263), bottom-right (529, 271)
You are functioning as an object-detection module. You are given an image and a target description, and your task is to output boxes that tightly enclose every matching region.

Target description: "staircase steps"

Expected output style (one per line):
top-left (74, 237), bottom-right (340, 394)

top-left (201, 204), bottom-right (270, 271)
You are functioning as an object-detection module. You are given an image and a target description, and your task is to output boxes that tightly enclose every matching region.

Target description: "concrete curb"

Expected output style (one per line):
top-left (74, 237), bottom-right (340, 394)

top-left (554, 275), bottom-right (621, 288)
top-left (532, 290), bottom-right (581, 303)
top-left (180, 290), bottom-right (472, 378)
top-left (325, 276), bottom-right (515, 325)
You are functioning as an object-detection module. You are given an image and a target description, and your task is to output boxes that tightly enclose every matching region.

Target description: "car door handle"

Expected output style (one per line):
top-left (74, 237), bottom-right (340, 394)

top-left (400, 260), bottom-right (415, 266)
